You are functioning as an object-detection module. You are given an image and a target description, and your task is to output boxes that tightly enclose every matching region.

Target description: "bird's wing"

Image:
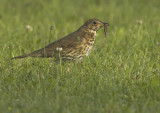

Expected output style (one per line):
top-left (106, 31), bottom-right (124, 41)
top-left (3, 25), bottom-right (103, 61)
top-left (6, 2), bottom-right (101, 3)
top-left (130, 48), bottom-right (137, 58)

top-left (44, 30), bottom-right (83, 51)
top-left (24, 30), bottom-right (84, 58)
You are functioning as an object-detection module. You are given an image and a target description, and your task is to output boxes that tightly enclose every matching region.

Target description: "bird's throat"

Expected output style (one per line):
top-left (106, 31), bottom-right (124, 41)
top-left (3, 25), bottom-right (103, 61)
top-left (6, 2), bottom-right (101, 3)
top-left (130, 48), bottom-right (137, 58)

top-left (88, 30), bottom-right (96, 36)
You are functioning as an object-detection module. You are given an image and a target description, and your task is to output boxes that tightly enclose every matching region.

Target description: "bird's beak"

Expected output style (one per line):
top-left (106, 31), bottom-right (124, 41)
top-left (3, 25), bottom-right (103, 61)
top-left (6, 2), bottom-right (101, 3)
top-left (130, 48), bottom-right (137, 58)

top-left (103, 22), bottom-right (109, 37)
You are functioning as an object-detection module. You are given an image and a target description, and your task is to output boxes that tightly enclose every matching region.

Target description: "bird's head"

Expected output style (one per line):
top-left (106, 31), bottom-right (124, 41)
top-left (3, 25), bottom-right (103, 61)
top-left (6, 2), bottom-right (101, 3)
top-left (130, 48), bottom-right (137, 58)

top-left (79, 19), bottom-right (109, 37)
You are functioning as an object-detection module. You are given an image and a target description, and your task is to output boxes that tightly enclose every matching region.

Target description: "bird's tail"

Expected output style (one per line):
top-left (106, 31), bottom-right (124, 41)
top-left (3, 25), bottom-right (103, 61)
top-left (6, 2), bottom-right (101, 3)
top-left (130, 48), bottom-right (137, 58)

top-left (11, 48), bottom-right (49, 59)
top-left (11, 54), bottom-right (30, 59)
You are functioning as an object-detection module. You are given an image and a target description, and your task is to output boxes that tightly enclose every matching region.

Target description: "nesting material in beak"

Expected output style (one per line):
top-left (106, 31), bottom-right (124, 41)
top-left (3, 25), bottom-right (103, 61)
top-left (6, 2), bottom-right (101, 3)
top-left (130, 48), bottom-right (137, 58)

top-left (103, 23), bottom-right (109, 37)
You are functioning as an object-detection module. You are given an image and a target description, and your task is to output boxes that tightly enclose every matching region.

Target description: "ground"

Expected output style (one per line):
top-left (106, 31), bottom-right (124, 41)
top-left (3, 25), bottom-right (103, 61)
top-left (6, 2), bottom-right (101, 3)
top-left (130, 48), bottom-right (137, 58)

top-left (0, 0), bottom-right (160, 113)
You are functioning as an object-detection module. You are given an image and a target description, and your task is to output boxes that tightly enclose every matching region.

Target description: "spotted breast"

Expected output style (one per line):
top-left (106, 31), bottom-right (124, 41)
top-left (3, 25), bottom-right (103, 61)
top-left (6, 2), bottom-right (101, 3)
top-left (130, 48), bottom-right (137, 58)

top-left (59, 31), bottom-right (96, 61)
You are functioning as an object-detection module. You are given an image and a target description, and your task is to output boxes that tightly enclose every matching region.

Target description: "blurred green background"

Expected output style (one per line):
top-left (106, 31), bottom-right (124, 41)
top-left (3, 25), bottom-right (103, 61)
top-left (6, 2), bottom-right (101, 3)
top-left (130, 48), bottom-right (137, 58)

top-left (0, 0), bottom-right (160, 113)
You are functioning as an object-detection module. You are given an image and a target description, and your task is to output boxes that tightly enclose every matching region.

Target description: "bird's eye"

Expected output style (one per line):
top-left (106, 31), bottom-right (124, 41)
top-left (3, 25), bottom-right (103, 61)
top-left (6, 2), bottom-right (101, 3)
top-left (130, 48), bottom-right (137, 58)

top-left (93, 21), bottom-right (97, 24)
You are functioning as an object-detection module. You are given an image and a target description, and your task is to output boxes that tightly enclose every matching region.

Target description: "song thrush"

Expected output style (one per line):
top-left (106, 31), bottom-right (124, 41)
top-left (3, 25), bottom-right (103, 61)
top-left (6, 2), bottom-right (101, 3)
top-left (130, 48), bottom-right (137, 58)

top-left (12, 19), bottom-right (109, 61)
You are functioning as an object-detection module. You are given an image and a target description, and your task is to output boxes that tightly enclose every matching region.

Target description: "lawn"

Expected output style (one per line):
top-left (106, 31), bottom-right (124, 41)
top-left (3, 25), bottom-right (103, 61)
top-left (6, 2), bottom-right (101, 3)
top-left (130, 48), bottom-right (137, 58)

top-left (0, 0), bottom-right (160, 113)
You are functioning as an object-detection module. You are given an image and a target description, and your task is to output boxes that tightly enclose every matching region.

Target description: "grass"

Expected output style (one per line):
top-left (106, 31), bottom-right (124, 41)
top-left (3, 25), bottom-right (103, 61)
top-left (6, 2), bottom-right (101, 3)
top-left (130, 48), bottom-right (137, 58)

top-left (0, 0), bottom-right (160, 113)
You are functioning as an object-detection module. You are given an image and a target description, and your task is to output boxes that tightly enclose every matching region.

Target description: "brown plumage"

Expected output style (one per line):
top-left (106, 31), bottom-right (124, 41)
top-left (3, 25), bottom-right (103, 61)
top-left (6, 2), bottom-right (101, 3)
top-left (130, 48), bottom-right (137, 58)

top-left (11, 19), bottom-right (109, 61)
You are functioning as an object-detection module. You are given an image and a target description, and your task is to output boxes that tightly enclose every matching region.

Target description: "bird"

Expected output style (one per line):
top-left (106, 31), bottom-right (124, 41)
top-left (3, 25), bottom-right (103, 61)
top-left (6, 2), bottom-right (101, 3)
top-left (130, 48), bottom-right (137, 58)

top-left (11, 19), bottom-right (109, 61)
